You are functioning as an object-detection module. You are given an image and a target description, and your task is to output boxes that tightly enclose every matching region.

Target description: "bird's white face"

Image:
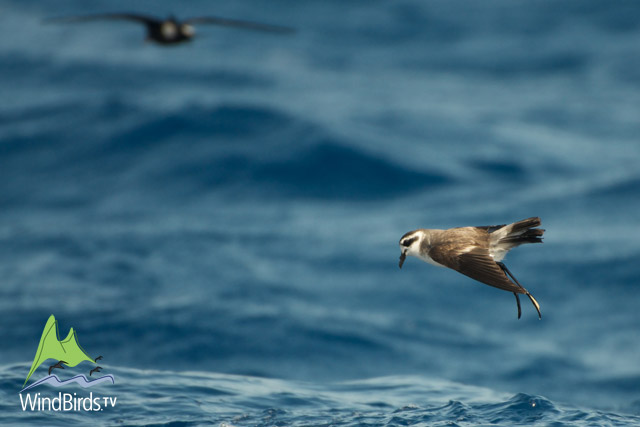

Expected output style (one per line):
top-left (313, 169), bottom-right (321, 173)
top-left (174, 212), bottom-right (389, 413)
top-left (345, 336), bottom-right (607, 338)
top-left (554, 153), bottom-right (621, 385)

top-left (398, 230), bottom-right (424, 268)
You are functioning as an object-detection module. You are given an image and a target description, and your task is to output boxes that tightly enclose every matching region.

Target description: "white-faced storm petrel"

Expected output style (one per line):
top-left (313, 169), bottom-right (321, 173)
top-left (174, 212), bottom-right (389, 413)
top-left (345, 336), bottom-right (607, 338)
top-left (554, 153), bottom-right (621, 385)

top-left (399, 217), bottom-right (544, 319)
top-left (45, 13), bottom-right (295, 45)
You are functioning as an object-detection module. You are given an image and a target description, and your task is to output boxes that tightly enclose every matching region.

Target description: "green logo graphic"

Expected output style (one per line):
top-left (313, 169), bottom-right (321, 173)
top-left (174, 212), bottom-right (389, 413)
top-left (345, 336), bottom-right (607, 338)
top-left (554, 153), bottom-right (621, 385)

top-left (23, 315), bottom-right (104, 388)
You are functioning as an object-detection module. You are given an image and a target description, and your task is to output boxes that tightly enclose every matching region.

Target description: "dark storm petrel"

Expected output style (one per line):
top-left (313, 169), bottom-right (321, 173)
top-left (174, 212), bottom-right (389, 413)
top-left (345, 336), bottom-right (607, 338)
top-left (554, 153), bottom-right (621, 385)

top-left (399, 217), bottom-right (544, 319)
top-left (48, 360), bottom-right (67, 375)
top-left (45, 13), bottom-right (295, 45)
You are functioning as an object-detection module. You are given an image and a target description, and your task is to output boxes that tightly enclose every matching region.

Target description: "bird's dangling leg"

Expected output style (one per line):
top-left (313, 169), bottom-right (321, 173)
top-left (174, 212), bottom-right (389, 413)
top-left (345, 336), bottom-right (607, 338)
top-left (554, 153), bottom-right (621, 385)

top-left (513, 292), bottom-right (522, 319)
top-left (497, 262), bottom-right (541, 319)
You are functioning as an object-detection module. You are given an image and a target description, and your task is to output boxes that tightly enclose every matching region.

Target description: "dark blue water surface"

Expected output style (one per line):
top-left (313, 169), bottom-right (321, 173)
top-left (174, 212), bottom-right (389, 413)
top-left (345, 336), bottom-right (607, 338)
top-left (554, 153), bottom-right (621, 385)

top-left (2, 0), bottom-right (640, 425)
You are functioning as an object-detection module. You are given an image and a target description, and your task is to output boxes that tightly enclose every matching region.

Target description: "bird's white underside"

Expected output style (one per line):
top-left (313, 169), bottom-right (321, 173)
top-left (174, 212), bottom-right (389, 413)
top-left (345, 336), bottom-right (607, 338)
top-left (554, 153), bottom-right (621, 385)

top-left (416, 252), bottom-right (446, 268)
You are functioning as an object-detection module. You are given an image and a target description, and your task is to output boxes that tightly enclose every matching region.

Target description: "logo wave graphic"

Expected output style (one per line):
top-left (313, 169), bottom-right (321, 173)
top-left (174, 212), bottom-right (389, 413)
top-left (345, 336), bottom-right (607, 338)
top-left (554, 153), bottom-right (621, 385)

top-left (21, 374), bottom-right (115, 393)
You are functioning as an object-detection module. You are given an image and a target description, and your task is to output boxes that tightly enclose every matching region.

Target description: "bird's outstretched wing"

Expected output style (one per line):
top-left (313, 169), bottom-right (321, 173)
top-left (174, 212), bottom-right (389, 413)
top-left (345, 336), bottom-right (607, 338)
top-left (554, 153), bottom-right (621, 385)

top-left (44, 13), bottom-right (161, 26)
top-left (429, 246), bottom-right (523, 293)
top-left (184, 16), bottom-right (295, 34)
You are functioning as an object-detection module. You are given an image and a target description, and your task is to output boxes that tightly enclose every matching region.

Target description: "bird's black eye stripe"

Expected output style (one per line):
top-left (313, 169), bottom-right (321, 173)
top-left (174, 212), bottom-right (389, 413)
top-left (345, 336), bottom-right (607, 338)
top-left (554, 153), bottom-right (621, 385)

top-left (401, 236), bottom-right (418, 247)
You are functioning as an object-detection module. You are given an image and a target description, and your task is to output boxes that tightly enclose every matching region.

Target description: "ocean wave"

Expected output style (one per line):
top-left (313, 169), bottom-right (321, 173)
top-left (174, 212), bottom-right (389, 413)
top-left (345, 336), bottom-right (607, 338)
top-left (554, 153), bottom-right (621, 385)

top-left (467, 158), bottom-right (527, 180)
top-left (4, 366), bottom-right (639, 426)
top-left (2, 102), bottom-right (452, 204)
top-left (405, 51), bottom-right (589, 78)
top-left (588, 176), bottom-right (640, 199)
top-left (110, 104), bottom-right (294, 151)
top-left (99, 104), bottom-right (453, 201)
top-left (250, 141), bottom-right (450, 200)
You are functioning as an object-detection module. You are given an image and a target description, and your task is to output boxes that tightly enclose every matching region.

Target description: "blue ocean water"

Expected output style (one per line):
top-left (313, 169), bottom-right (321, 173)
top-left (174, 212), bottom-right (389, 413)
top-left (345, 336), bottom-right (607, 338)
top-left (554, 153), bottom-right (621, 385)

top-left (1, 0), bottom-right (640, 425)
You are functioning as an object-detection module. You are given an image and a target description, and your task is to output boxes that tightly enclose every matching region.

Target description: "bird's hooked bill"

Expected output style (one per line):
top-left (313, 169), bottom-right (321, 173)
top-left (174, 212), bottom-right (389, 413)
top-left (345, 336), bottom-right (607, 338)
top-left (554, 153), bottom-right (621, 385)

top-left (399, 252), bottom-right (406, 268)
